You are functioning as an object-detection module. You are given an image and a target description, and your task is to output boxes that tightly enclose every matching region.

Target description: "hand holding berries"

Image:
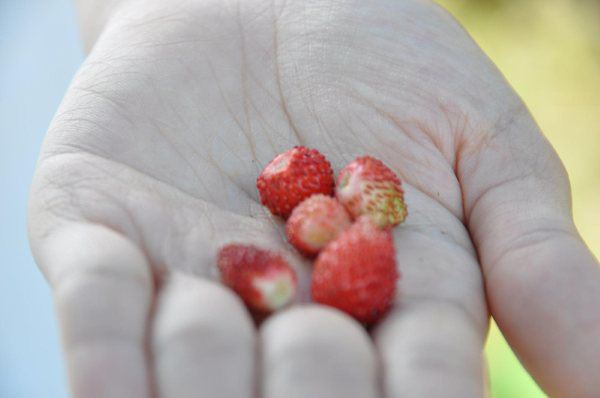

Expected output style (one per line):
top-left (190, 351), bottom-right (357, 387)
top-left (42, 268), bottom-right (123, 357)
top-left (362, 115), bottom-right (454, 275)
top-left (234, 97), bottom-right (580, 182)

top-left (218, 147), bottom-right (406, 326)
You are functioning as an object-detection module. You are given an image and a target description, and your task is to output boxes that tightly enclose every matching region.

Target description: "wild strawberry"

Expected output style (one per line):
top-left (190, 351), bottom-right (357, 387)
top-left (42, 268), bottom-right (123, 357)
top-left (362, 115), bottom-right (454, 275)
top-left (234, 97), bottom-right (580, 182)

top-left (286, 194), bottom-right (352, 257)
top-left (257, 146), bottom-right (334, 218)
top-left (217, 244), bottom-right (297, 313)
top-left (311, 217), bottom-right (398, 325)
top-left (336, 156), bottom-right (407, 228)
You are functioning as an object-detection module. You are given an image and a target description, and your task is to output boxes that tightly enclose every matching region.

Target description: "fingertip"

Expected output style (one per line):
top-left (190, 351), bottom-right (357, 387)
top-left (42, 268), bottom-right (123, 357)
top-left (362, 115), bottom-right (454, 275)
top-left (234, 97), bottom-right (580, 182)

top-left (261, 305), bottom-right (379, 398)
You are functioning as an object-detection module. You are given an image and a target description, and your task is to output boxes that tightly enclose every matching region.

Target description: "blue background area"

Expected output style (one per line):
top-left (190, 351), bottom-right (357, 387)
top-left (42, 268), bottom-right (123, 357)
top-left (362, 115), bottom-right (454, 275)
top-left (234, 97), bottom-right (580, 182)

top-left (0, 1), bottom-right (82, 396)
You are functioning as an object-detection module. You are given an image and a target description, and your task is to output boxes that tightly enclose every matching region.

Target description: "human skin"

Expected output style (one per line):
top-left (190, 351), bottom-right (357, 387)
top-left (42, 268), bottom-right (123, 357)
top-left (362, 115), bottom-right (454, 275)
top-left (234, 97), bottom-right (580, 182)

top-left (29, 0), bottom-right (600, 397)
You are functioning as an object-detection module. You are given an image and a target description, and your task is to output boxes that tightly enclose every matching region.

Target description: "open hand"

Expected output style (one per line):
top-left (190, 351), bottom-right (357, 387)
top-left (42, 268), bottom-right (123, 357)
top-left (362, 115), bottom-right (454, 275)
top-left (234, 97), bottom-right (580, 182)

top-left (29, 0), bottom-right (600, 396)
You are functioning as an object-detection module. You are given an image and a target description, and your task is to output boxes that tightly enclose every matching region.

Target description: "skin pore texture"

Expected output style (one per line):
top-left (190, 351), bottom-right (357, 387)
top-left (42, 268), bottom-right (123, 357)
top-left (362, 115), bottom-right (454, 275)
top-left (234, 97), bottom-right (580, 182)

top-left (30, 0), bottom-right (600, 397)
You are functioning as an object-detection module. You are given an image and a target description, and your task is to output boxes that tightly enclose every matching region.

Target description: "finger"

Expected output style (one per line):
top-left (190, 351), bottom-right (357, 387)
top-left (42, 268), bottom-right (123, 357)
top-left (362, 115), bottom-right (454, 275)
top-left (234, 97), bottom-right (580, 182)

top-left (152, 274), bottom-right (256, 398)
top-left (261, 306), bottom-right (379, 398)
top-left (375, 301), bottom-right (485, 397)
top-left (373, 205), bottom-right (488, 398)
top-left (459, 110), bottom-right (600, 396)
top-left (36, 223), bottom-right (153, 398)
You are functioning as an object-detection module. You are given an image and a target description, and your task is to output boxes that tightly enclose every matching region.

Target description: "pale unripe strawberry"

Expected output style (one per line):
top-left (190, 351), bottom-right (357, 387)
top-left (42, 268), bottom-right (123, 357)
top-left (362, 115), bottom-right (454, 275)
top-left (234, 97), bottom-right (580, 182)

top-left (286, 194), bottom-right (352, 256)
top-left (336, 156), bottom-right (407, 228)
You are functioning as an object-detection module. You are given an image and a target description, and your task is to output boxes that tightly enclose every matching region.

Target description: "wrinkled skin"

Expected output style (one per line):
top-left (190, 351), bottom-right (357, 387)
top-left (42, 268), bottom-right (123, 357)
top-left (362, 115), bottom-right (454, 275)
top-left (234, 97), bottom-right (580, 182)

top-left (29, 0), bottom-right (600, 397)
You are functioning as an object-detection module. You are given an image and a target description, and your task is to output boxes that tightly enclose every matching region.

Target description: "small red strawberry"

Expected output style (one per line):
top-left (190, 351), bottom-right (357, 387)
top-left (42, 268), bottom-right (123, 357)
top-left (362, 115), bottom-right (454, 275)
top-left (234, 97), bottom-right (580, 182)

top-left (311, 217), bottom-right (398, 325)
top-left (336, 156), bottom-right (407, 228)
top-left (286, 194), bottom-right (352, 257)
top-left (217, 244), bottom-right (297, 313)
top-left (257, 146), bottom-right (334, 218)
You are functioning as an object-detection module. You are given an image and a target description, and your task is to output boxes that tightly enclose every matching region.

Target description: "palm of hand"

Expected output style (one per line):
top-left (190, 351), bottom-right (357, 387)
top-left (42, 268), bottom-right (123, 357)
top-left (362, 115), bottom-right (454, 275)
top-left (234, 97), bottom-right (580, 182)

top-left (31, 1), bottom-right (599, 397)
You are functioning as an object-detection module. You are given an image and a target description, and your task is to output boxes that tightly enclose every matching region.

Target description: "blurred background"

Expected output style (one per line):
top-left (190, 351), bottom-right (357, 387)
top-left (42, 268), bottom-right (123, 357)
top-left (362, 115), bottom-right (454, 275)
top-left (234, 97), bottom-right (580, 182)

top-left (0, 0), bottom-right (598, 396)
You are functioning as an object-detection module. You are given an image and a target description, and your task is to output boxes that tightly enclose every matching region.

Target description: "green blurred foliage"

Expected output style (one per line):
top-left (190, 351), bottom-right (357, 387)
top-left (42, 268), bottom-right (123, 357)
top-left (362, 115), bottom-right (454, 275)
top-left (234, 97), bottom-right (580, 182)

top-left (437, 0), bottom-right (600, 397)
